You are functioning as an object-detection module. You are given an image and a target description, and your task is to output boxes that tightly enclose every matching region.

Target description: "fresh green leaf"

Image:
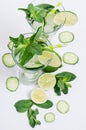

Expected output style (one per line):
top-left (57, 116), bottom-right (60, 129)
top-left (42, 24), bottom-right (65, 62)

top-left (9, 37), bottom-right (18, 46)
top-left (18, 8), bottom-right (30, 18)
top-left (35, 100), bottom-right (53, 109)
top-left (18, 34), bottom-right (24, 42)
top-left (19, 49), bottom-right (34, 65)
top-left (62, 83), bottom-right (68, 94)
top-left (36, 4), bottom-right (54, 11)
top-left (19, 3), bottom-right (48, 22)
top-left (54, 82), bottom-right (61, 96)
top-left (27, 108), bottom-right (41, 128)
top-left (65, 82), bottom-right (72, 88)
top-left (35, 120), bottom-right (41, 125)
top-left (14, 99), bottom-right (33, 113)
top-left (28, 4), bottom-right (47, 22)
top-left (55, 72), bottom-right (76, 82)
top-left (29, 27), bottom-right (43, 43)
top-left (29, 42), bottom-right (42, 55)
top-left (14, 44), bottom-right (25, 56)
top-left (57, 79), bottom-right (64, 90)
top-left (29, 115), bottom-right (35, 128)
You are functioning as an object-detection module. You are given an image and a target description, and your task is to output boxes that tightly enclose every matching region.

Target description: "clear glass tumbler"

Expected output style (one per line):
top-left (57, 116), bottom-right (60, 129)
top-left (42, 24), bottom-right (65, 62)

top-left (26, 0), bottom-right (65, 36)
top-left (12, 32), bottom-right (51, 85)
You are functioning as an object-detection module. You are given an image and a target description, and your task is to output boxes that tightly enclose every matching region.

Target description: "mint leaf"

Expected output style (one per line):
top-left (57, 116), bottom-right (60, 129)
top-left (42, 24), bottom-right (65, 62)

top-left (62, 83), bottom-right (68, 94)
top-left (30, 27), bottom-right (43, 43)
top-left (29, 42), bottom-right (42, 55)
top-left (57, 79), bottom-right (64, 90)
top-left (19, 3), bottom-right (47, 22)
top-left (55, 72), bottom-right (76, 82)
top-left (37, 4), bottom-right (54, 11)
top-left (28, 4), bottom-right (47, 22)
top-left (35, 100), bottom-right (53, 109)
top-left (54, 82), bottom-right (61, 96)
top-left (29, 116), bottom-right (35, 128)
top-left (18, 8), bottom-right (30, 18)
top-left (14, 99), bottom-right (33, 112)
top-left (27, 108), bottom-right (41, 128)
top-left (18, 47), bottom-right (34, 65)
top-left (65, 82), bottom-right (72, 88)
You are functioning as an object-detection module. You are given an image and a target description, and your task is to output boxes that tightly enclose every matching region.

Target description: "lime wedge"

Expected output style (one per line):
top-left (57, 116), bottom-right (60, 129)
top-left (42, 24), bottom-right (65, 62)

top-left (23, 55), bottom-right (43, 69)
top-left (38, 49), bottom-right (62, 72)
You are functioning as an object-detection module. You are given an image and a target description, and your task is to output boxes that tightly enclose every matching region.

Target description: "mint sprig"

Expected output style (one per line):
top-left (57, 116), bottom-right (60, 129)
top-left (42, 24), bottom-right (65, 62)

top-left (9, 27), bottom-right (44, 66)
top-left (18, 3), bottom-right (53, 22)
top-left (54, 72), bottom-right (76, 96)
top-left (14, 99), bottom-right (53, 128)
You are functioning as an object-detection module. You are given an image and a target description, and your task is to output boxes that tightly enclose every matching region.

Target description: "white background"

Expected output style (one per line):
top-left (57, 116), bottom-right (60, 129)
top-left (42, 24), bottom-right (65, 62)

top-left (0, 0), bottom-right (86, 130)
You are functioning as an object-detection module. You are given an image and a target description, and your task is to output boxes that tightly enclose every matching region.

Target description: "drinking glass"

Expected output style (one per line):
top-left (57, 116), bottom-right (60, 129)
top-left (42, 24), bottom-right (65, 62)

top-left (11, 32), bottom-right (51, 85)
top-left (26, 0), bottom-right (65, 36)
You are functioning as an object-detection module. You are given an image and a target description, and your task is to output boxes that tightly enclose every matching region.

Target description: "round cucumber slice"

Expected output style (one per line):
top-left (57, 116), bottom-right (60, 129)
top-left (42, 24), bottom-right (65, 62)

top-left (6, 77), bottom-right (19, 92)
top-left (2, 53), bottom-right (15, 67)
top-left (56, 100), bottom-right (70, 114)
top-left (58, 31), bottom-right (74, 43)
top-left (63, 52), bottom-right (79, 65)
top-left (53, 11), bottom-right (78, 26)
top-left (7, 41), bottom-right (13, 50)
top-left (44, 112), bottom-right (55, 123)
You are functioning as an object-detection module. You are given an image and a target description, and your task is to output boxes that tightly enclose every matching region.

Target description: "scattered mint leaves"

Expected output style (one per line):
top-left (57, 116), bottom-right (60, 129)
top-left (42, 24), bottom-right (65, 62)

top-left (14, 99), bottom-right (53, 128)
top-left (54, 71), bottom-right (76, 96)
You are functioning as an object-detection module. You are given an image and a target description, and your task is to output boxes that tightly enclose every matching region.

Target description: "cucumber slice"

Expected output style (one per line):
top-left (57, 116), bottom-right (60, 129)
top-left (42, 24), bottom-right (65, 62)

top-left (7, 41), bottom-right (13, 50)
top-left (6, 77), bottom-right (19, 92)
top-left (2, 53), bottom-right (15, 67)
top-left (63, 52), bottom-right (79, 65)
top-left (56, 100), bottom-right (70, 114)
top-left (53, 11), bottom-right (78, 26)
top-left (23, 55), bottom-right (43, 69)
top-left (59, 31), bottom-right (74, 43)
top-left (44, 112), bottom-right (55, 123)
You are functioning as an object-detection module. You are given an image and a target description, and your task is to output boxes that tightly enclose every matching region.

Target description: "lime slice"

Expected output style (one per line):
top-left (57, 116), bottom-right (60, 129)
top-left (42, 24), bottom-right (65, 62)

top-left (31, 88), bottom-right (47, 104)
top-left (23, 55), bottom-right (43, 69)
top-left (38, 49), bottom-right (62, 72)
top-left (38, 73), bottom-right (56, 90)
top-left (53, 11), bottom-right (78, 26)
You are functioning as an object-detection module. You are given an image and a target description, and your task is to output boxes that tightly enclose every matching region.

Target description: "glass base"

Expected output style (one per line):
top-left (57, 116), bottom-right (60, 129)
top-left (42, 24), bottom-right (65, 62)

top-left (19, 69), bottom-right (43, 85)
